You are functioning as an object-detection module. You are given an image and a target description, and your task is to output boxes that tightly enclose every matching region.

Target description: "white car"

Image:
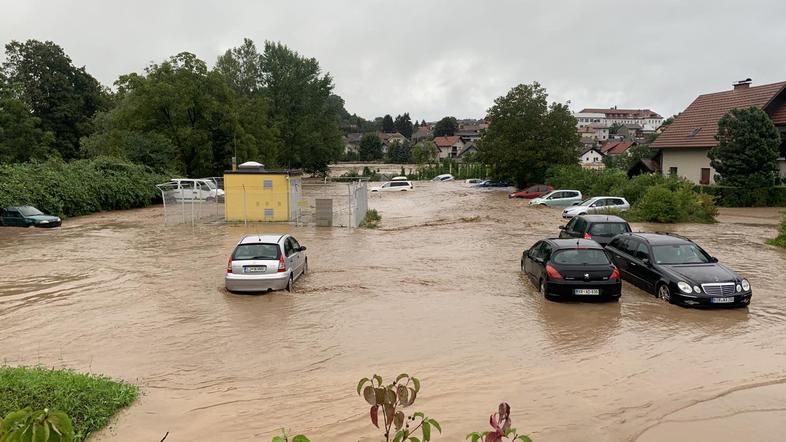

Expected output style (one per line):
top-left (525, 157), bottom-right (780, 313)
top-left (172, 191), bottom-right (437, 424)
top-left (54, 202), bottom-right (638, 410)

top-left (561, 196), bottom-right (630, 219)
top-left (432, 174), bottom-right (454, 182)
top-left (166, 178), bottom-right (224, 201)
top-left (465, 178), bottom-right (483, 184)
top-left (370, 181), bottom-right (414, 192)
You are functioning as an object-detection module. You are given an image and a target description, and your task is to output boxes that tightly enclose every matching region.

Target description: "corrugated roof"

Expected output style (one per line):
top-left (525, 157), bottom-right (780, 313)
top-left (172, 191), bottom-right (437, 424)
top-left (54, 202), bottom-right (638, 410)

top-left (651, 81), bottom-right (786, 149)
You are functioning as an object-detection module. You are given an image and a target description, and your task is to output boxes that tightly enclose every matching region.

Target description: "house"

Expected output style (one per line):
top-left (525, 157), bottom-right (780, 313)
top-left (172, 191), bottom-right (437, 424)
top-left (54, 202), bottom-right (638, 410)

top-left (628, 158), bottom-right (660, 178)
top-left (601, 140), bottom-right (636, 156)
top-left (378, 132), bottom-right (408, 153)
top-left (457, 141), bottom-right (478, 160)
top-left (650, 79), bottom-right (786, 185)
top-left (344, 132), bottom-right (363, 154)
top-left (433, 136), bottom-right (465, 159)
top-left (589, 123), bottom-right (609, 141)
top-left (580, 147), bottom-right (605, 169)
top-left (579, 107), bottom-right (663, 131)
top-left (616, 124), bottom-right (644, 141)
top-left (411, 125), bottom-right (432, 143)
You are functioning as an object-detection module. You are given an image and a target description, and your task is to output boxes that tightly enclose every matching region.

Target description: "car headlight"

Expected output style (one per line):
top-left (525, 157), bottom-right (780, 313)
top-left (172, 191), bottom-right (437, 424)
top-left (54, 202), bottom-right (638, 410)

top-left (677, 281), bottom-right (692, 293)
top-left (742, 279), bottom-right (750, 291)
top-left (693, 285), bottom-right (701, 294)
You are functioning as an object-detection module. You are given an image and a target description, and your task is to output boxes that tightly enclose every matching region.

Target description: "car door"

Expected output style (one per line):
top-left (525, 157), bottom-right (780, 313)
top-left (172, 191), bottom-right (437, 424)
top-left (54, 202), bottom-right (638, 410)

top-left (559, 218), bottom-right (577, 239)
top-left (607, 237), bottom-right (633, 280)
top-left (283, 237), bottom-right (296, 272)
top-left (628, 240), bottom-right (659, 293)
top-left (289, 236), bottom-right (304, 275)
top-left (564, 191), bottom-right (582, 207)
top-left (3, 209), bottom-right (24, 227)
top-left (587, 198), bottom-right (607, 214)
top-left (524, 241), bottom-right (543, 282)
top-left (545, 192), bottom-right (564, 206)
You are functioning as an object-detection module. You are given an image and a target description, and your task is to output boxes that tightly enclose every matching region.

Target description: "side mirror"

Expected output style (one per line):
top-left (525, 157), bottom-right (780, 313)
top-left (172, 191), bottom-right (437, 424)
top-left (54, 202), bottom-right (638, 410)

top-left (710, 256), bottom-right (718, 263)
top-left (559, 225), bottom-right (566, 230)
top-left (298, 246), bottom-right (307, 252)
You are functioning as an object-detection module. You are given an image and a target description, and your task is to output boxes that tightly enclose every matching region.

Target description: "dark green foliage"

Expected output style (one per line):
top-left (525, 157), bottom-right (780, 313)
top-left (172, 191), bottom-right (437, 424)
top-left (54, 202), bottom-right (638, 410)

top-left (479, 83), bottom-right (580, 187)
top-left (0, 407), bottom-right (75, 442)
top-left (697, 186), bottom-right (786, 207)
top-left (627, 184), bottom-right (717, 223)
top-left (0, 157), bottom-right (167, 218)
top-left (359, 133), bottom-right (384, 161)
top-left (2, 40), bottom-right (108, 160)
top-left (767, 214), bottom-right (786, 248)
top-left (0, 88), bottom-right (55, 163)
top-left (433, 117), bottom-right (457, 137)
top-left (414, 161), bottom-right (488, 180)
top-left (411, 141), bottom-right (438, 164)
top-left (382, 114), bottom-right (396, 133)
top-left (387, 141), bottom-right (412, 163)
top-left (709, 106), bottom-right (782, 187)
top-left (394, 113), bottom-right (413, 138)
top-left (0, 367), bottom-right (138, 442)
top-left (360, 209), bottom-right (381, 228)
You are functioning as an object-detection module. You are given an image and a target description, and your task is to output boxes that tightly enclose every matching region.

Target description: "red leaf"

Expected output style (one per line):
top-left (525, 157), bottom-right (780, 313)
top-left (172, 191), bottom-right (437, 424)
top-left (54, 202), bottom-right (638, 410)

top-left (370, 405), bottom-right (379, 428)
top-left (489, 413), bottom-right (500, 431)
top-left (485, 431), bottom-right (502, 442)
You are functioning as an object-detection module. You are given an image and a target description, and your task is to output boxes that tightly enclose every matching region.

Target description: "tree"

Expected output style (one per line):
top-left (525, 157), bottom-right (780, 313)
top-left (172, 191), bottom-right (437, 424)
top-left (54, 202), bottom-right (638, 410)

top-left (382, 114), bottom-right (395, 133)
top-left (433, 117), bottom-right (458, 136)
top-left (709, 106), bottom-right (782, 187)
top-left (394, 113), bottom-right (413, 138)
top-left (411, 140), bottom-right (438, 164)
top-left (214, 38), bottom-right (263, 96)
top-left (387, 140), bottom-right (411, 163)
top-left (478, 82), bottom-right (580, 187)
top-left (0, 79), bottom-right (54, 162)
top-left (2, 40), bottom-right (107, 160)
top-left (359, 133), bottom-right (383, 161)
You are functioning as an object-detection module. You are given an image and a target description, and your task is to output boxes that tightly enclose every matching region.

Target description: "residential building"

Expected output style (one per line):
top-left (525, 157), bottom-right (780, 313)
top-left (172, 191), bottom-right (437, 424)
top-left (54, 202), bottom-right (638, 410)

top-left (433, 136), bottom-right (465, 159)
top-left (378, 132), bottom-right (408, 153)
top-left (616, 124), bottom-right (644, 141)
top-left (579, 107), bottom-right (663, 131)
top-left (411, 125), bottom-right (432, 143)
top-left (601, 140), bottom-right (636, 156)
top-left (651, 79), bottom-right (786, 185)
top-left (457, 141), bottom-right (478, 160)
top-left (580, 147), bottom-right (605, 169)
top-left (344, 132), bottom-right (363, 154)
top-left (574, 112), bottom-right (607, 128)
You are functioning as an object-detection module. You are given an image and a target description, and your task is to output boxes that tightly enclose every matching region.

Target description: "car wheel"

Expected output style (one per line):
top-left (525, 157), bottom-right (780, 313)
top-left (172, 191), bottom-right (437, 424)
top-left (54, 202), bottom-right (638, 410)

top-left (657, 283), bottom-right (672, 304)
top-left (286, 274), bottom-right (294, 292)
top-left (540, 279), bottom-right (547, 297)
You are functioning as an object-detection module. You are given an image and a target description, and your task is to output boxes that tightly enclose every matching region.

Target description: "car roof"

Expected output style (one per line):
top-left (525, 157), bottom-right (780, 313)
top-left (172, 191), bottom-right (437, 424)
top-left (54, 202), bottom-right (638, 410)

top-left (577, 214), bottom-right (628, 223)
top-left (618, 232), bottom-right (692, 245)
top-left (239, 234), bottom-right (287, 245)
top-left (548, 189), bottom-right (580, 193)
top-left (545, 238), bottom-right (604, 249)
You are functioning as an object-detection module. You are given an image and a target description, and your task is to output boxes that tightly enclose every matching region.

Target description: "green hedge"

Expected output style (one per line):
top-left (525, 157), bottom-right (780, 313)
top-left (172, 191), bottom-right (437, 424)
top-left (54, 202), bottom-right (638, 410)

top-left (0, 157), bottom-right (168, 218)
top-left (768, 214), bottom-right (786, 248)
top-left (696, 186), bottom-right (786, 207)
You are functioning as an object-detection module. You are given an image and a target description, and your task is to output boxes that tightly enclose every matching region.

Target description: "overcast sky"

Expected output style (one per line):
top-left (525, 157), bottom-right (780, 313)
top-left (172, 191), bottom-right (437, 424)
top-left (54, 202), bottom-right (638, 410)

top-left (2, 0), bottom-right (785, 121)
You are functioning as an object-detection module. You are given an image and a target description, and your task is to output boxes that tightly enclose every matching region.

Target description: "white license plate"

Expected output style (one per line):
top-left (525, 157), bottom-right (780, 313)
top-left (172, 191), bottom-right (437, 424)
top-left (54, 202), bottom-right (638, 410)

top-left (711, 297), bottom-right (734, 303)
top-left (244, 266), bottom-right (266, 273)
top-left (574, 288), bottom-right (600, 295)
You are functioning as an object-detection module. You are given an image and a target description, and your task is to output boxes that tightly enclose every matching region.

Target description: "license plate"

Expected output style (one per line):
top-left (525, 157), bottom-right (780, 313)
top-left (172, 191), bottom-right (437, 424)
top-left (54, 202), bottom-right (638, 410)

top-left (244, 266), bottom-right (266, 273)
top-left (711, 297), bottom-right (734, 303)
top-left (574, 288), bottom-right (600, 295)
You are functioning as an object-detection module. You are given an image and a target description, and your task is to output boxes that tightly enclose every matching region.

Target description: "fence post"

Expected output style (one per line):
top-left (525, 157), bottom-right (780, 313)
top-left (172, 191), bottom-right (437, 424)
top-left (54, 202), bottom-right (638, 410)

top-left (347, 182), bottom-right (352, 231)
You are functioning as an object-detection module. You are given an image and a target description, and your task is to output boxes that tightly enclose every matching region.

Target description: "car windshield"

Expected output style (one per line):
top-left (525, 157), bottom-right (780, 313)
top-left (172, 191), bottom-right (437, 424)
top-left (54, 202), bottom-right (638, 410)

top-left (233, 243), bottom-right (280, 260)
top-left (652, 244), bottom-right (711, 265)
top-left (18, 207), bottom-right (44, 216)
top-left (552, 249), bottom-right (610, 265)
top-left (589, 222), bottom-right (630, 237)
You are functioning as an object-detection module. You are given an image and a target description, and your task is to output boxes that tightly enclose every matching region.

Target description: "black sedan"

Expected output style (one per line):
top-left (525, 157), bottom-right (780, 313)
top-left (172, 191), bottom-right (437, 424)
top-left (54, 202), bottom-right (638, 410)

top-left (605, 232), bottom-right (752, 307)
top-left (521, 238), bottom-right (621, 301)
top-left (0, 206), bottom-right (62, 228)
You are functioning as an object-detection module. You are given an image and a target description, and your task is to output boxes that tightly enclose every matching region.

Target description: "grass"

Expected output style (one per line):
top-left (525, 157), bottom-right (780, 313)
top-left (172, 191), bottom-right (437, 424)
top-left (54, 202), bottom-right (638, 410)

top-left (767, 213), bottom-right (786, 248)
top-left (360, 209), bottom-right (382, 228)
top-left (0, 366), bottom-right (138, 441)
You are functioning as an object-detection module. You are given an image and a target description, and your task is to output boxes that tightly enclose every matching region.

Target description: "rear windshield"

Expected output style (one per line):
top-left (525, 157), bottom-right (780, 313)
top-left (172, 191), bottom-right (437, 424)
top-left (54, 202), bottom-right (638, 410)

top-left (233, 243), bottom-right (280, 261)
top-left (588, 222), bottom-right (630, 237)
top-left (552, 249), bottom-right (610, 265)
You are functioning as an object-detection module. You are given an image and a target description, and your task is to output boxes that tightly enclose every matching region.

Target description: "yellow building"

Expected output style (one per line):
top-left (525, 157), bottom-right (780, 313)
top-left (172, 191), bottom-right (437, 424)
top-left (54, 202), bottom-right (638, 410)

top-left (223, 162), bottom-right (301, 222)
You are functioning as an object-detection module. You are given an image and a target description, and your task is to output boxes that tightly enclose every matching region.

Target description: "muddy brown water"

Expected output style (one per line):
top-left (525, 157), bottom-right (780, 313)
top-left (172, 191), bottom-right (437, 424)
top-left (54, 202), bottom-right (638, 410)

top-left (1, 182), bottom-right (786, 441)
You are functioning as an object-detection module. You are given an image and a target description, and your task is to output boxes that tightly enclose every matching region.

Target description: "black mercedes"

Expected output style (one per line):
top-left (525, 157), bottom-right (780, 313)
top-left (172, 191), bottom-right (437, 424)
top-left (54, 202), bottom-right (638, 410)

top-left (605, 232), bottom-right (752, 307)
top-left (521, 238), bottom-right (621, 301)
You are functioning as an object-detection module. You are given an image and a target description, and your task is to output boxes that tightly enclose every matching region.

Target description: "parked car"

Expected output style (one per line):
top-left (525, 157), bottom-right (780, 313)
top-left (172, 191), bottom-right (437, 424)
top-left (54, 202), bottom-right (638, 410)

top-left (605, 233), bottom-right (752, 307)
top-left (558, 215), bottom-right (631, 247)
top-left (225, 234), bottom-right (307, 293)
top-left (166, 178), bottom-right (225, 201)
top-left (0, 206), bottom-right (62, 228)
top-left (370, 181), bottom-right (414, 192)
top-left (528, 190), bottom-right (582, 207)
top-left (509, 184), bottom-right (553, 199)
top-left (521, 238), bottom-right (621, 301)
top-left (432, 174), bottom-right (455, 182)
top-left (465, 178), bottom-right (483, 184)
top-left (472, 180), bottom-right (510, 188)
top-left (561, 196), bottom-right (630, 218)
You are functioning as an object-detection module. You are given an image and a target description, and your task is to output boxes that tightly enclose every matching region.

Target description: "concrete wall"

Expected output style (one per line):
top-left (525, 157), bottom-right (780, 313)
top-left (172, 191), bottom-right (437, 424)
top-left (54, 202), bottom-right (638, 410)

top-left (660, 148), bottom-right (714, 184)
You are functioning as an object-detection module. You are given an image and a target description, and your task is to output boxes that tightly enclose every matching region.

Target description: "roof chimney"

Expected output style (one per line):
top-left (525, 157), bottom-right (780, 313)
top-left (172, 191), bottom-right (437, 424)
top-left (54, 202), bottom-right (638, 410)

top-left (733, 78), bottom-right (752, 90)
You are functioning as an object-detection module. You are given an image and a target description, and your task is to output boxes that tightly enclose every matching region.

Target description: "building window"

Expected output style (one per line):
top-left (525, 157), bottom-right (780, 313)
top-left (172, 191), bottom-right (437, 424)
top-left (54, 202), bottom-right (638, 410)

top-left (263, 180), bottom-right (273, 189)
top-left (700, 168), bottom-right (711, 185)
top-left (264, 208), bottom-right (274, 218)
top-left (669, 167), bottom-right (678, 176)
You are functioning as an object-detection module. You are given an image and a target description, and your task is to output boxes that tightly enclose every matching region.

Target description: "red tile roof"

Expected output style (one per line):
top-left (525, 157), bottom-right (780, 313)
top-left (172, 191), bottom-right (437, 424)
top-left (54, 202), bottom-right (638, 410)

top-left (651, 81), bottom-right (786, 149)
top-left (433, 136), bottom-right (461, 147)
top-left (580, 108), bottom-right (662, 119)
top-left (601, 140), bottom-right (636, 155)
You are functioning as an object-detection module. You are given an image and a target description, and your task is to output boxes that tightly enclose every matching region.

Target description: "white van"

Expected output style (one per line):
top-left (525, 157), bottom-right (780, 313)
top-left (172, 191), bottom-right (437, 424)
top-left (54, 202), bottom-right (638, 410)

top-left (167, 178), bottom-right (225, 201)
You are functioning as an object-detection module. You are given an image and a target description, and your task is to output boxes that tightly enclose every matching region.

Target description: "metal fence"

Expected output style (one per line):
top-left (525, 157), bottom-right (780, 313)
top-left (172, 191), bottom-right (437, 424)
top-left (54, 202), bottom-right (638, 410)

top-left (297, 181), bottom-right (368, 228)
top-left (157, 178), bottom-right (225, 225)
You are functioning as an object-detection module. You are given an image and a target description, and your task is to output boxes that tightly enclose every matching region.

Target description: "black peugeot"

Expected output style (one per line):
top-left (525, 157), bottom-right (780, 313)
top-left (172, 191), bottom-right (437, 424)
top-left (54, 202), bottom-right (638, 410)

top-left (521, 238), bottom-right (621, 301)
top-left (605, 232), bottom-right (752, 307)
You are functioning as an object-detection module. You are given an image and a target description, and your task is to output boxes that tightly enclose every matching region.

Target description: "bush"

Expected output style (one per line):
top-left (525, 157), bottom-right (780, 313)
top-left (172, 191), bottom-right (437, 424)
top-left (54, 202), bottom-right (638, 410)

top-left (360, 209), bottom-right (381, 228)
top-left (627, 183), bottom-right (717, 223)
top-left (0, 157), bottom-right (168, 218)
top-left (768, 214), bottom-right (786, 248)
top-left (0, 366), bottom-right (138, 442)
top-left (697, 186), bottom-right (786, 207)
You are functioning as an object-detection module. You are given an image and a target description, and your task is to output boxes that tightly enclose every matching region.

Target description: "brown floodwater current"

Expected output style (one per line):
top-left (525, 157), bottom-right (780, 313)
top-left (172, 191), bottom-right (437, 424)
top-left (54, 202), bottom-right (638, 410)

top-left (1, 182), bottom-right (786, 441)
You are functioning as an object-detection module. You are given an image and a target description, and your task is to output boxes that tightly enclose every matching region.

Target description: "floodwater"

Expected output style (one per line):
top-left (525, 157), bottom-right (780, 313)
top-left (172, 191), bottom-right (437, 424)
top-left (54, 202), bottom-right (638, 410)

top-left (1, 182), bottom-right (786, 442)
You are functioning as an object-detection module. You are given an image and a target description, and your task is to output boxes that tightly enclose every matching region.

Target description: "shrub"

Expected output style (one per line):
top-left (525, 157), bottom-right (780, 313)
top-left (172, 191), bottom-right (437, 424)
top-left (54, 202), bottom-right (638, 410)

top-left (697, 186), bottom-right (786, 207)
top-left (627, 183), bottom-right (717, 223)
top-left (0, 367), bottom-right (138, 442)
top-left (360, 209), bottom-right (381, 228)
top-left (768, 214), bottom-right (786, 248)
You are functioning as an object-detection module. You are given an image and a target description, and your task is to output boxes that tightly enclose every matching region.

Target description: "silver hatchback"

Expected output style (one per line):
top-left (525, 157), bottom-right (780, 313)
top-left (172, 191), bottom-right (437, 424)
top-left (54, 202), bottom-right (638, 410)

top-left (225, 234), bottom-right (308, 293)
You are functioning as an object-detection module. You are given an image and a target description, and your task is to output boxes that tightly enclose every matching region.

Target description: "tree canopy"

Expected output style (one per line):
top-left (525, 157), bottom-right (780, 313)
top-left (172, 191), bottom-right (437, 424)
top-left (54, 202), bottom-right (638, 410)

top-left (394, 113), bottom-right (413, 138)
top-left (478, 82), bottom-right (580, 187)
top-left (359, 133), bottom-right (383, 161)
top-left (382, 114), bottom-right (395, 133)
top-left (433, 116), bottom-right (458, 136)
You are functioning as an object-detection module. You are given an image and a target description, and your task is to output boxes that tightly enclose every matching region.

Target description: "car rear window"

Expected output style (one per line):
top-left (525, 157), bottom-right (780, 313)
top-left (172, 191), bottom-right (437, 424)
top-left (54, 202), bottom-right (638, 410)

top-left (233, 243), bottom-right (280, 260)
top-left (552, 249), bottom-right (610, 265)
top-left (589, 222), bottom-right (630, 237)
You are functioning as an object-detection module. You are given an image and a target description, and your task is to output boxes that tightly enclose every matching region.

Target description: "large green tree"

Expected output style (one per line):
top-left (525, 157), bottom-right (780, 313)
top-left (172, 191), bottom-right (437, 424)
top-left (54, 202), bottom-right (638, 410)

top-left (478, 82), bottom-right (580, 187)
top-left (382, 114), bottom-right (395, 133)
top-left (2, 40), bottom-right (107, 160)
top-left (709, 106), bottom-right (782, 187)
top-left (0, 78), bottom-right (55, 162)
top-left (359, 133), bottom-right (383, 161)
top-left (411, 140), bottom-right (438, 164)
top-left (394, 113), bottom-right (413, 138)
top-left (433, 116), bottom-right (458, 136)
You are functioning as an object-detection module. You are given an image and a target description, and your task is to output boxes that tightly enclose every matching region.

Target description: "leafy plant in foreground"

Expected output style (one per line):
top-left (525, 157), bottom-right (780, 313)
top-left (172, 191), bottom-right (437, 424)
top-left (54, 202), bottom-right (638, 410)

top-left (357, 374), bottom-right (441, 442)
top-left (0, 407), bottom-right (74, 442)
top-left (271, 429), bottom-right (310, 442)
top-left (467, 403), bottom-right (531, 442)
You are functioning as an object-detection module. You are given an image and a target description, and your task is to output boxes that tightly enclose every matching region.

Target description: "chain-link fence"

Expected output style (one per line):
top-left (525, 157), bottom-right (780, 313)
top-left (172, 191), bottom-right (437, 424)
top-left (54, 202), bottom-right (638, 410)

top-left (297, 181), bottom-right (368, 228)
top-left (157, 178), bottom-right (224, 225)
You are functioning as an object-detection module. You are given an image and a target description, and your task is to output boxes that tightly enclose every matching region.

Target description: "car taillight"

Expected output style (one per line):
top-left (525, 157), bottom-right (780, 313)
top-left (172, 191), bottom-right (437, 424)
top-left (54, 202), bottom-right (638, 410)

top-left (583, 232), bottom-right (592, 240)
top-left (545, 264), bottom-right (563, 280)
top-left (610, 265), bottom-right (620, 280)
top-left (277, 255), bottom-right (286, 272)
top-left (227, 257), bottom-right (232, 273)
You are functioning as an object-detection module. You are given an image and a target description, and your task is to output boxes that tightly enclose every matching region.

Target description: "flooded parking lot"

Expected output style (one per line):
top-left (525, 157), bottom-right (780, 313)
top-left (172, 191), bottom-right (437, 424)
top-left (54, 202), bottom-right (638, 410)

top-left (1, 182), bottom-right (786, 441)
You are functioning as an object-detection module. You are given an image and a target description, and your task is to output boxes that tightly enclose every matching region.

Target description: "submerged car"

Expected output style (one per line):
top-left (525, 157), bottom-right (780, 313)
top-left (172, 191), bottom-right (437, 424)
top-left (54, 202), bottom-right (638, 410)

top-left (606, 233), bottom-right (752, 307)
top-left (558, 215), bottom-right (631, 247)
top-left (522, 238), bottom-right (621, 301)
top-left (432, 174), bottom-right (455, 182)
top-left (509, 184), bottom-right (553, 199)
top-left (225, 234), bottom-right (308, 293)
top-left (0, 206), bottom-right (61, 228)
top-left (465, 178), bottom-right (483, 184)
top-left (472, 180), bottom-right (510, 188)
top-left (370, 181), bottom-right (414, 192)
top-left (561, 196), bottom-right (630, 218)
top-left (528, 190), bottom-right (582, 207)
